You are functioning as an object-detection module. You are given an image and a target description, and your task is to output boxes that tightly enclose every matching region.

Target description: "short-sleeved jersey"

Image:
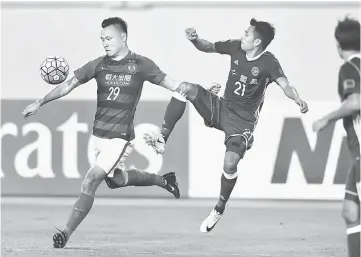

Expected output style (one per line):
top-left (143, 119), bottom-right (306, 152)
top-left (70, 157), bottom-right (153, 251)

top-left (74, 51), bottom-right (166, 140)
top-left (215, 39), bottom-right (286, 122)
top-left (337, 55), bottom-right (360, 157)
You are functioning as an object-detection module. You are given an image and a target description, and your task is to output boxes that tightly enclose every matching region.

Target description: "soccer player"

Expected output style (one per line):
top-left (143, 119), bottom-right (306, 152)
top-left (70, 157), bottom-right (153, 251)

top-left (312, 17), bottom-right (360, 257)
top-left (22, 17), bottom-right (218, 248)
top-left (144, 18), bottom-right (309, 232)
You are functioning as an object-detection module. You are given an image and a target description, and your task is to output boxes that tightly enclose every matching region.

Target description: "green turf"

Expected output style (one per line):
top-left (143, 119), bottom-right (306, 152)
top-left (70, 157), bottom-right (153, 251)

top-left (1, 199), bottom-right (346, 257)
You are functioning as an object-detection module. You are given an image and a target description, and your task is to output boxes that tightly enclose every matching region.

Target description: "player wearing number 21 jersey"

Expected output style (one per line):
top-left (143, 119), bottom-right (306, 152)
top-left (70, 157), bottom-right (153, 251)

top-left (144, 18), bottom-right (309, 233)
top-left (22, 17), bottom-right (219, 249)
top-left (217, 39), bottom-right (285, 123)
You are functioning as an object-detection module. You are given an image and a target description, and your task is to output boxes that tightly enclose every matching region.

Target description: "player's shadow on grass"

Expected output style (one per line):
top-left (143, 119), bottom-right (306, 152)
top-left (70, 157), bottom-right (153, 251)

top-left (56, 247), bottom-right (94, 251)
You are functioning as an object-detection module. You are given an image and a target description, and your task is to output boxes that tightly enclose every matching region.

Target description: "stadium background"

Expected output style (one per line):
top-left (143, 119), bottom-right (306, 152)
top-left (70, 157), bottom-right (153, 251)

top-left (1, 1), bottom-right (360, 200)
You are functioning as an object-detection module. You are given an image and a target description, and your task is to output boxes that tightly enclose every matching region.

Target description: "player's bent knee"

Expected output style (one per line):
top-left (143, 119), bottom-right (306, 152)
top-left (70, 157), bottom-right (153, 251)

top-left (223, 150), bottom-right (242, 173)
top-left (81, 166), bottom-right (107, 195)
top-left (81, 179), bottom-right (100, 195)
top-left (179, 82), bottom-right (198, 101)
top-left (225, 137), bottom-right (247, 159)
top-left (106, 169), bottom-right (128, 189)
top-left (223, 160), bottom-right (238, 174)
top-left (342, 199), bottom-right (360, 225)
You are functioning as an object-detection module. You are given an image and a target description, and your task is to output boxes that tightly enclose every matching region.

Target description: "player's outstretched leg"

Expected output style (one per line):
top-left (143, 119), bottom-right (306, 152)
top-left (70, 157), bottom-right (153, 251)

top-left (53, 166), bottom-right (106, 248)
top-left (104, 169), bottom-right (180, 199)
top-left (144, 82), bottom-right (203, 154)
top-left (144, 93), bottom-right (187, 154)
top-left (200, 150), bottom-right (242, 233)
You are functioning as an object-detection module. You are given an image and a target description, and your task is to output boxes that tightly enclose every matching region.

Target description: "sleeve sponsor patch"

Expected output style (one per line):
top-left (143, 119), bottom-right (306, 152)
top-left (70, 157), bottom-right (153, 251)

top-left (343, 79), bottom-right (356, 90)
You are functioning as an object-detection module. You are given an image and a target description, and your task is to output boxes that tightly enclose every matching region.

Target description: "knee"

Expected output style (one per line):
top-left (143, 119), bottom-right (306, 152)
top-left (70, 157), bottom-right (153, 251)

top-left (179, 82), bottom-right (198, 99)
top-left (223, 157), bottom-right (238, 174)
top-left (107, 169), bottom-right (128, 189)
top-left (342, 201), bottom-right (360, 225)
top-left (225, 137), bottom-right (247, 161)
top-left (81, 167), bottom-right (106, 195)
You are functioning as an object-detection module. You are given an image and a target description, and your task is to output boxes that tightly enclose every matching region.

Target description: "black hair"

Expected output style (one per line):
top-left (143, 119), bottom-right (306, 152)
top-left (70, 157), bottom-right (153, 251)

top-left (250, 18), bottom-right (275, 50)
top-left (102, 17), bottom-right (128, 34)
top-left (335, 17), bottom-right (360, 51)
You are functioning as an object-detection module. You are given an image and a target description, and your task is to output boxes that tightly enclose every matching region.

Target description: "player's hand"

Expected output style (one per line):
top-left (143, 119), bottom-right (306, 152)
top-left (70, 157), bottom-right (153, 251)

top-left (22, 100), bottom-right (42, 119)
top-left (295, 98), bottom-right (308, 114)
top-left (185, 28), bottom-right (198, 41)
top-left (312, 118), bottom-right (329, 132)
top-left (209, 82), bottom-right (221, 95)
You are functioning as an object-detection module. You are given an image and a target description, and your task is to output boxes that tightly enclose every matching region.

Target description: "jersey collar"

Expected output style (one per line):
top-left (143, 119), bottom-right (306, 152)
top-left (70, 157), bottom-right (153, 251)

top-left (348, 53), bottom-right (360, 61)
top-left (246, 50), bottom-right (267, 61)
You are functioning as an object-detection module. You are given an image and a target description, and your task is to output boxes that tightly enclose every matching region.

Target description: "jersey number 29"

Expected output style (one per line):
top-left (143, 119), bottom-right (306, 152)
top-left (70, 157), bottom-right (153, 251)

top-left (234, 81), bottom-right (246, 96)
top-left (107, 86), bottom-right (120, 100)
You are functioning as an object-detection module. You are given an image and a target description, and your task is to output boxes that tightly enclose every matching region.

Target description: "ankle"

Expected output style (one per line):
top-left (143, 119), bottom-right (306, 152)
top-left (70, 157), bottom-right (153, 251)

top-left (63, 226), bottom-right (74, 238)
top-left (159, 177), bottom-right (167, 188)
top-left (215, 202), bottom-right (226, 214)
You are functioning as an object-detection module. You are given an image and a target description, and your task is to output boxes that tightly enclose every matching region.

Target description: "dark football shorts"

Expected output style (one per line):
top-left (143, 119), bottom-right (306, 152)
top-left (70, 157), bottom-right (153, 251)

top-left (190, 85), bottom-right (256, 157)
top-left (345, 157), bottom-right (360, 203)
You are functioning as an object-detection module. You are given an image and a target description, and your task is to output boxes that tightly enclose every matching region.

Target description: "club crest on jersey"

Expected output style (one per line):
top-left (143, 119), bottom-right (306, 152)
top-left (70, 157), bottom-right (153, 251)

top-left (251, 67), bottom-right (259, 76)
top-left (127, 60), bottom-right (137, 74)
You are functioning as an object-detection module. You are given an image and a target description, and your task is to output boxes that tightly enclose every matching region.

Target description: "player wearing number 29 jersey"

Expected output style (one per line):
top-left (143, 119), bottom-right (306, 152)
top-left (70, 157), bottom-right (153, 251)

top-left (74, 52), bottom-right (165, 141)
top-left (22, 17), bottom-right (193, 249)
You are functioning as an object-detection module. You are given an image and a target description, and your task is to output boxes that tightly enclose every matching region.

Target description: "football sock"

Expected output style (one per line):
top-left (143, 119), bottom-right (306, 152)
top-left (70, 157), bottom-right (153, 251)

top-left (64, 193), bottom-right (94, 237)
top-left (123, 169), bottom-right (166, 187)
top-left (161, 96), bottom-right (186, 142)
top-left (346, 225), bottom-right (360, 257)
top-left (215, 173), bottom-right (238, 214)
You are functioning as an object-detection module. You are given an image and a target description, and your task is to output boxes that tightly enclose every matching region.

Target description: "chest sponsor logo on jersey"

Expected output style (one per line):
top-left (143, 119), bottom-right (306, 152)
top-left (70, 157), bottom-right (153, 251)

top-left (105, 74), bottom-right (133, 86)
top-left (239, 75), bottom-right (258, 85)
top-left (251, 67), bottom-right (259, 76)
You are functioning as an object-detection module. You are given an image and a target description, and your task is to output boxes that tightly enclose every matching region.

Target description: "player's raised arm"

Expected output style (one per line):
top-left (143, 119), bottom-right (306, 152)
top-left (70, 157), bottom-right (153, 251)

top-left (185, 28), bottom-right (217, 53)
top-left (22, 74), bottom-right (82, 119)
top-left (22, 57), bottom-right (103, 119)
top-left (39, 74), bottom-right (81, 106)
top-left (185, 28), bottom-right (240, 56)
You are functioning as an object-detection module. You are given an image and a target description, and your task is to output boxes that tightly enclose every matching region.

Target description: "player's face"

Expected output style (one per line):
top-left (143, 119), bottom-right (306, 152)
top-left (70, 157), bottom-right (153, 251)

top-left (241, 26), bottom-right (261, 51)
top-left (100, 25), bottom-right (127, 57)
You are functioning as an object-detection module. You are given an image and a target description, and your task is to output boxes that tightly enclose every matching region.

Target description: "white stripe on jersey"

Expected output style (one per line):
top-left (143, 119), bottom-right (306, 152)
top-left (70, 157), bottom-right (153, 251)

top-left (347, 55), bottom-right (360, 73)
top-left (353, 114), bottom-right (361, 156)
top-left (253, 84), bottom-right (267, 130)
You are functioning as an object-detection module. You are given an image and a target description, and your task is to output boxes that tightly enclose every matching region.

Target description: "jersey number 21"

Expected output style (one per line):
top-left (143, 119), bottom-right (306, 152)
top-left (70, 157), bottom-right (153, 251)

top-left (234, 81), bottom-right (246, 97)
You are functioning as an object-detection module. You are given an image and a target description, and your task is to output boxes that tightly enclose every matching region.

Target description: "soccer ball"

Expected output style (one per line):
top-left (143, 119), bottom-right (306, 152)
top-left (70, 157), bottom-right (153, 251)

top-left (40, 56), bottom-right (69, 84)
